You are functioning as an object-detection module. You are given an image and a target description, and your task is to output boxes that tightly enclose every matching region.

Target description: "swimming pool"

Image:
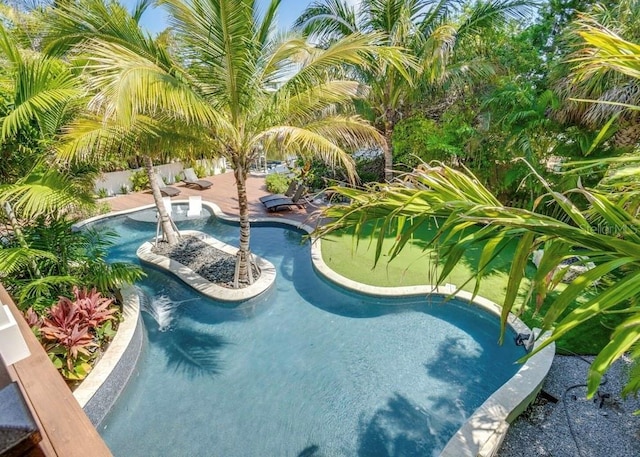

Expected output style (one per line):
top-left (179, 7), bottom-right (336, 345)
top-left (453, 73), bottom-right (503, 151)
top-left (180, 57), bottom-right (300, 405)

top-left (88, 205), bottom-right (526, 456)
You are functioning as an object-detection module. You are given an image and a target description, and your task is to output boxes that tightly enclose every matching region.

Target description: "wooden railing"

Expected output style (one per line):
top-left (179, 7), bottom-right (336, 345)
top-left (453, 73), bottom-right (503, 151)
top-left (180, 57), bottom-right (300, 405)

top-left (0, 284), bottom-right (112, 457)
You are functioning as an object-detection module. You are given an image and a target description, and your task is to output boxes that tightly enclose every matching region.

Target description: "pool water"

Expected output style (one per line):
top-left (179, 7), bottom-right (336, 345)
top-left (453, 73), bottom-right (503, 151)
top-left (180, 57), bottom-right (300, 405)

top-left (91, 207), bottom-right (524, 456)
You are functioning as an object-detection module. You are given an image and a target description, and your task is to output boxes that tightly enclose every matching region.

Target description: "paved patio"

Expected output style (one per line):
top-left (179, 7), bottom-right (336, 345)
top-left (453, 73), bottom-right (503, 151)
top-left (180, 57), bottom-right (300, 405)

top-left (103, 171), bottom-right (325, 227)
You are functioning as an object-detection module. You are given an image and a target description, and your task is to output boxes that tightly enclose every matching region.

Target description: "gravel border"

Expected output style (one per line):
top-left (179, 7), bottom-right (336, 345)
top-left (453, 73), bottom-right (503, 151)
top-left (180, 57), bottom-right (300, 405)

top-left (497, 355), bottom-right (640, 457)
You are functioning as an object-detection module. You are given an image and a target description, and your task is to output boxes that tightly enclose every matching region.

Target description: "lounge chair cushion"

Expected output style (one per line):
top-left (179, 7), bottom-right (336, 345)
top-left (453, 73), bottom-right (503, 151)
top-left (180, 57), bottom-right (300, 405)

top-left (155, 175), bottom-right (181, 197)
top-left (182, 168), bottom-right (213, 189)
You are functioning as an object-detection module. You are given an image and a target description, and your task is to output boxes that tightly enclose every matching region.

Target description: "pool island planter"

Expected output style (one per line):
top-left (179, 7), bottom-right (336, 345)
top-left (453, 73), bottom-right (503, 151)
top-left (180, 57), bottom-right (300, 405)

top-left (136, 230), bottom-right (276, 302)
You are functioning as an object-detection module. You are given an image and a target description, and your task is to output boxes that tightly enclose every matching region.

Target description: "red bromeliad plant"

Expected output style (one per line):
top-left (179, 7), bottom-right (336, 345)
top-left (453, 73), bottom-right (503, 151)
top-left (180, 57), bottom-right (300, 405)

top-left (74, 287), bottom-right (117, 328)
top-left (26, 286), bottom-right (119, 381)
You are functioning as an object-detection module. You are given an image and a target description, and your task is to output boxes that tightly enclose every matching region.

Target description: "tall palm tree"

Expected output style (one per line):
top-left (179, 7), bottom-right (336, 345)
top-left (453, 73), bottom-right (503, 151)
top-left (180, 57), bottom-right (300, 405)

top-left (553, 0), bottom-right (640, 147)
top-left (295, 0), bottom-right (533, 181)
top-left (51, 0), bottom-right (398, 285)
top-left (316, 23), bottom-right (640, 398)
top-left (43, 0), bottom-right (203, 245)
top-left (0, 16), bottom-right (143, 305)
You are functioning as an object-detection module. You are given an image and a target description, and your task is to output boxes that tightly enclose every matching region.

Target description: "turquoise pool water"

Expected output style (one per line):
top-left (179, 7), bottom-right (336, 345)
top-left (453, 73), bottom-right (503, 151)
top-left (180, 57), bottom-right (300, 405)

top-left (91, 206), bottom-right (525, 456)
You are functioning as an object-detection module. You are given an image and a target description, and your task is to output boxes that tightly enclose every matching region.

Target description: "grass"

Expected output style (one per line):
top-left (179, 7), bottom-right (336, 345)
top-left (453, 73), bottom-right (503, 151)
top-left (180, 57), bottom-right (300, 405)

top-left (321, 221), bottom-right (618, 354)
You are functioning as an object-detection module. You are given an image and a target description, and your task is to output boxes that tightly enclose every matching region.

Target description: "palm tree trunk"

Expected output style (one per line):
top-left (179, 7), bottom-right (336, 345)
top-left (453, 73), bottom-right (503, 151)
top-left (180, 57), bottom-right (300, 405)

top-left (233, 159), bottom-right (252, 286)
top-left (143, 156), bottom-right (178, 245)
top-left (383, 120), bottom-right (394, 182)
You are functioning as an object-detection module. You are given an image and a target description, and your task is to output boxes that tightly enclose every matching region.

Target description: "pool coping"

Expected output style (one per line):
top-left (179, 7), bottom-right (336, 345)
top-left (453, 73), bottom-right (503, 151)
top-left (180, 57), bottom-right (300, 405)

top-left (75, 201), bottom-right (555, 456)
top-left (72, 284), bottom-right (143, 426)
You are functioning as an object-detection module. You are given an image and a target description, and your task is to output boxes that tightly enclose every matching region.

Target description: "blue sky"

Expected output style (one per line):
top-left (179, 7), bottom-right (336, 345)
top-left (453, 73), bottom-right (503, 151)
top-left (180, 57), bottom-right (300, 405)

top-left (123, 1), bottom-right (318, 35)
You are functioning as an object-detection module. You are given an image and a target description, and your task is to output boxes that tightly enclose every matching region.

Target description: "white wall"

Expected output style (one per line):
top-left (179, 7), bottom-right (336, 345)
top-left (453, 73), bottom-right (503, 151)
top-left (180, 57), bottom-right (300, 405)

top-left (94, 158), bottom-right (227, 196)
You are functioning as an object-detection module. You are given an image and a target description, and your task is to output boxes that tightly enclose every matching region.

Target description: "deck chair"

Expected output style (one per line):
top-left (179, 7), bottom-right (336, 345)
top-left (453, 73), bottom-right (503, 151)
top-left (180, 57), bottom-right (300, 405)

top-left (259, 180), bottom-right (298, 204)
top-left (182, 168), bottom-right (213, 189)
top-left (264, 185), bottom-right (307, 212)
top-left (154, 175), bottom-right (181, 197)
top-left (187, 195), bottom-right (202, 217)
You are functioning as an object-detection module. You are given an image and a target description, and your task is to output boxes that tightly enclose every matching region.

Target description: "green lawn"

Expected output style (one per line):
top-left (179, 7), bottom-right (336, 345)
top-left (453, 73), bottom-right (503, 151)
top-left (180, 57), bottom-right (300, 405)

top-left (321, 222), bottom-right (616, 354)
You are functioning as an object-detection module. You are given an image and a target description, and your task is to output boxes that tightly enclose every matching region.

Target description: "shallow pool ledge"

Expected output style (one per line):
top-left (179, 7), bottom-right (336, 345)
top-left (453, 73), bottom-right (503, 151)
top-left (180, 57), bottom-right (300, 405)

top-left (137, 230), bottom-right (276, 302)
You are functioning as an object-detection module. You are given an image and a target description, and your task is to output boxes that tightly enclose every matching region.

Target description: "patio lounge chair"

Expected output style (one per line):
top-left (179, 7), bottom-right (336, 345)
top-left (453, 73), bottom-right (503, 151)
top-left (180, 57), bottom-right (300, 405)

top-left (259, 180), bottom-right (298, 204)
top-left (263, 185), bottom-right (307, 212)
top-left (182, 168), bottom-right (213, 189)
top-left (155, 175), bottom-right (181, 197)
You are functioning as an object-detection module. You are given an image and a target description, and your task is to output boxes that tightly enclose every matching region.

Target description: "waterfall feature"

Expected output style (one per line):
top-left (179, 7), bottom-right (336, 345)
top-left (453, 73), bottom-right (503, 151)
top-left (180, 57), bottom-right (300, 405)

top-left (139, 291), bottom-right (199, 331)
top-left (140, 294), bottom-right (178, 331)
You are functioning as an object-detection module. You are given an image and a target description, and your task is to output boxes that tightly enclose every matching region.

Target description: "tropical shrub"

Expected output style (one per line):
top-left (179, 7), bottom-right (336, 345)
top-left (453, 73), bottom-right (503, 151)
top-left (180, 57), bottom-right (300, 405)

top-left (1, 217), bottom-right (144, 312)
top-left (392, 115), bottom-right (473, 170)
top-left (355, 155), bottom-right (384, 183)
top-left (129, 169), bottom-right (149, 191)
top-left (27, 286), bottom-right (119, 381)
top-left (265, 173), bottom-right (291, 194)
top-left (192, 163), bottom-right (207, 178)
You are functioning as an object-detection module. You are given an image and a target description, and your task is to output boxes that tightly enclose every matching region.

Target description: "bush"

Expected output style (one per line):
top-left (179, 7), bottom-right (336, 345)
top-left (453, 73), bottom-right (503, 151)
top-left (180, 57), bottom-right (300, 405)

top-left (356, 156), bottom-right (384, 183)
top-left (392, 115), bottom-right (471, 170)
top-left (193, 163), bottom-right (207, 178)
top-left (265, 173), bottom-right (291, 194)
top-left (26, 287), bottom-right (119, 381)
top-left (130, 169), bottom-right (149, 191)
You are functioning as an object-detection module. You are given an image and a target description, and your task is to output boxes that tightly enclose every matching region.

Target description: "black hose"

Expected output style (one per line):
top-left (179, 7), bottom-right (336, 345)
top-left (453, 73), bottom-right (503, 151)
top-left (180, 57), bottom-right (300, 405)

top-left (558, 351), bottom-right (608, 457)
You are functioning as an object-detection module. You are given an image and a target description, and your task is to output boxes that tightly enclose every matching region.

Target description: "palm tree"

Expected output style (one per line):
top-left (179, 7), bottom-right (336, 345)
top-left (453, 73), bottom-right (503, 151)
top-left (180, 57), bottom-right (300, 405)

top-left (0, 17), bottom-right (143, 306)
top-left (295, 0), bottom-right (533, 181)
top-left (316, 23), bottom-right (640, 398)
top-left (553, 0), bottom-right (640, 147)
top-left (50, 0), bottom-right (398, 285)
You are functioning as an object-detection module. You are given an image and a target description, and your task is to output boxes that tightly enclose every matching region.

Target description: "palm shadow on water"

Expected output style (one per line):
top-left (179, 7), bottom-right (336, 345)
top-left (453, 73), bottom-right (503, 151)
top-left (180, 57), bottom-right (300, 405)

top-left (297, 444), bottom-right (321, 457)
top-left (423, 336), bottom-right (484, 426)
top-left (355, 337), bottom-right (493, 457)
top-left (145, 316), bottom-right (228, 378)
top-left (356, 393), bottom-right (440, 457)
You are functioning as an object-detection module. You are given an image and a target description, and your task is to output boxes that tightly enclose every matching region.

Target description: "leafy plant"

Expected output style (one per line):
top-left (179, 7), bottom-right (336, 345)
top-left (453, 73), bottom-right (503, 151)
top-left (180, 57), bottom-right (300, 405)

top-left (28, 286), bottom-right (119, 381)
top-left (192, 163), bottom-right (207, 178)
top-left (265, 173), bottom-right (291, 194)
top-left (119, 184), bottom-right (129, 194)
top-left (129, 169), bottom-right (149, 191)
top-left (96, 188), bottom-right (109, 198)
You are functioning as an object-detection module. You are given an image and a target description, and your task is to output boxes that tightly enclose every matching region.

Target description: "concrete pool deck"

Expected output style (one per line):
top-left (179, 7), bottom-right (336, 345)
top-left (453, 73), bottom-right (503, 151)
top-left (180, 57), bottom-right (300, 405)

top-left (78, 186), bottom-right (556, 456)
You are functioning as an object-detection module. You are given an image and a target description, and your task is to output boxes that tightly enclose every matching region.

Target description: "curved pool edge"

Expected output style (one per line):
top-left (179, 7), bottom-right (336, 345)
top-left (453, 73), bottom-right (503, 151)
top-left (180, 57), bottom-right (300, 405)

top-left (137, 230), bottom-right (276, 302)
top-left (72, 284), bottom-right (144, 426)
top-left (307, 226), bottom-right (556, 457)
top-left (76, 201), bottom-right (555, 456)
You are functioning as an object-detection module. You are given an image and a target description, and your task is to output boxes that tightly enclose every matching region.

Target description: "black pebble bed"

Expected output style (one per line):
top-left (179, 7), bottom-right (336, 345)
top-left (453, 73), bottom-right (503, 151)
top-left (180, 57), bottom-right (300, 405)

top-left (152, 236), bottom-right (258, 288)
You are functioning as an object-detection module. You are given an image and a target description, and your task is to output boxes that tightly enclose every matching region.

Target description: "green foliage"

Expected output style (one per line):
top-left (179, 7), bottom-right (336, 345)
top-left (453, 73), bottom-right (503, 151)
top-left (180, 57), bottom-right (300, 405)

top-left (265, 173), bottom-right (291, 194)
top-left (96, 188), bottom-right (108, 198)
top-left (129, 169), bottom-right (149, 191)
top-left (192, 163), bottom-right (207, 178)
top-left (1, 216), bottom-right (145, 311)
top-left (392, 115), bottom-right (474, 170)
top-left (27, 286), bottom-right (120, 381)
top-left (355, 155), bottom-right (384, 183)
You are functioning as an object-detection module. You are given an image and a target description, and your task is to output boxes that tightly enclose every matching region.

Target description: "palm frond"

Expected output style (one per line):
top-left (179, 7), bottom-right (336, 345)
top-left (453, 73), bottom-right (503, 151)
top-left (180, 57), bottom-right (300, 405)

top-left (0, 247), bottom-right (56, 276)
top-left (0, 169), bottom-right (94, 218)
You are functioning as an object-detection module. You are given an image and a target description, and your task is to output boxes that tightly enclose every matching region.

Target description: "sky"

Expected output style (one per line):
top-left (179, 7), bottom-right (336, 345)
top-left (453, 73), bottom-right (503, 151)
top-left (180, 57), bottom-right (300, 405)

top-left (124, 0), bottom-right (319, 36)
